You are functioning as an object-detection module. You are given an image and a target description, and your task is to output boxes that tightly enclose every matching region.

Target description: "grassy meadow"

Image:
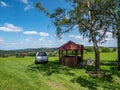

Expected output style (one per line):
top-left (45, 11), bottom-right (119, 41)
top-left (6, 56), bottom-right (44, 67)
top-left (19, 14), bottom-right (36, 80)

top-left (0, 52), bottom-right (120, 90)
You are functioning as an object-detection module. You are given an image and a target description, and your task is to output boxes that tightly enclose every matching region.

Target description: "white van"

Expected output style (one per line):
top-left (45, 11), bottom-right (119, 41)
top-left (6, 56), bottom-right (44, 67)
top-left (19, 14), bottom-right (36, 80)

top-left (35, 52), bottom-right (48, 64)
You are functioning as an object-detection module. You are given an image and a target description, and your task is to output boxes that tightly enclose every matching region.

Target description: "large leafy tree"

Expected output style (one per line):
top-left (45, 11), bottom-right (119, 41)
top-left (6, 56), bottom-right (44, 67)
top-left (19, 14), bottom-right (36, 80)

top-left (107, 0), bottom-right (120, 69)
top-left (36, 0), bottom-right (111, 72)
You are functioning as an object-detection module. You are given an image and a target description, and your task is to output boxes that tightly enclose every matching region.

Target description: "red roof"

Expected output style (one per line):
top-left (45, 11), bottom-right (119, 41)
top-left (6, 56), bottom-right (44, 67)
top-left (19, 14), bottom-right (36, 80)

top-left (58, 41), bottom-right (84, 50)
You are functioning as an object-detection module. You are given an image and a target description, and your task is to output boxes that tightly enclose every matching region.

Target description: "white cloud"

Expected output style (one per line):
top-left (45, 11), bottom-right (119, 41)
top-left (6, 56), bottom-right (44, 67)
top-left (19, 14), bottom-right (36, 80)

top-left (97, 30), bottom-right (114, 41)
top-left (57, 39), bottom-right (66, 44)
top-left (39, 37), bottom-right (45, 42)
top-left (23, 31), bottom-right (50, 37)
top-left (106, 32), bottom-right (112, 35)
top-left (21, 0), bottom-right (33, 11)
top-left (0, 1), bottom-right (8, 7)
top-left (69, 35), bottom-right (82, 40)
top-left (0, 38), bottom-right (4, 42)
top-left (23, 31), bottom-right (38, 35)
top-left (24, 4), bottom-right (33, 11)
top-left (9, 43), bottom-right (17, 45)
top-left (0, 23), bottom-right (23, 32)
top-left (25, 39), bottom-right (31, 41)
top-left (74, 24), bottom-right (79, 28)
top-left (106, 32), bottom-right (114, 41)
top-left (25, 38), bottom-right (33, 42)
top-left (39, 32), bottom-right (49, 37)
top-left (21, 0), bottom-right (28, 4)
top-left (48, 40), bottom-right (53, 43)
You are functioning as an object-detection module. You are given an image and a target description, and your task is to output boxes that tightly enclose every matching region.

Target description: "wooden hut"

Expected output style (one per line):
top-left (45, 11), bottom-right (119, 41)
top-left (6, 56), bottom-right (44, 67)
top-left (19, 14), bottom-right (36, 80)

top-left (58, 41), bottom-right (84, 66)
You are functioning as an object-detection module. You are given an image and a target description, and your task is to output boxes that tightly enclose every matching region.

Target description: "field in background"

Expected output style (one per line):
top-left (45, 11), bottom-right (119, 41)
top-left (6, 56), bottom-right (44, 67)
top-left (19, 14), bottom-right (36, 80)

top-left (0, 52), bottom-right (119, 90)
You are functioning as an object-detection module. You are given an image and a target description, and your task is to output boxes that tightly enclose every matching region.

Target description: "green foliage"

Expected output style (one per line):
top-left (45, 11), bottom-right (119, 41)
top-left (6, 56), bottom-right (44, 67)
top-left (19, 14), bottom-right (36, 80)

top-left (0, 53), bottom-right (9, 58)
top-left (69, 51), bottom-right (74, 56)
top-left (85, 47), bottom-right (94, 52)
top-left (0, 48), bottom-right (57, 57)
top-left (28, 52), bottom-right (36, 57)
top-left (102, 47), bottom-right (110, 52)
top-left (16, 53), bottom-right (25, 58)
top-left (48, 51), bottom-right (58, 57)
top-left (112, 48), bottom-right (117, 52)
top-left (36, 0), bottom-right (112, 43)
top-left (48, 52), bottom-right (55, 57)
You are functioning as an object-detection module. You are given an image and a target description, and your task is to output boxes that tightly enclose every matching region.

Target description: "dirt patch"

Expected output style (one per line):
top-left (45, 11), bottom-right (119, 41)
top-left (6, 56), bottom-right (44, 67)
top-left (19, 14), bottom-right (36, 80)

top-left (47, 81), bottom-right (65, 90)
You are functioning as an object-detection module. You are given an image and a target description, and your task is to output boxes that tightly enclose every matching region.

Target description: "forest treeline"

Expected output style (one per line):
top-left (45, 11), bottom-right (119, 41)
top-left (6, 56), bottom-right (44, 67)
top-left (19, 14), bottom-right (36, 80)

top-left (0, 47), bottom-right (117, 57)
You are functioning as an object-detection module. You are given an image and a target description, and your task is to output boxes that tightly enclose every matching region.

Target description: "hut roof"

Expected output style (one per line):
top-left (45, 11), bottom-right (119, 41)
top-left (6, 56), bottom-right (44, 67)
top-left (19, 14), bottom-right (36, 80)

top-left (58, 41), bottom-right (84, 50)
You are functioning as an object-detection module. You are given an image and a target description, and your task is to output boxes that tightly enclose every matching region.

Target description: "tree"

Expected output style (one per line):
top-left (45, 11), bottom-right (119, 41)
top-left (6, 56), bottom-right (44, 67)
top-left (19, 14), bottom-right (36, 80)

top-left (102, 47), bottom-right (110, 52)
top-left (36, 0), bottom-right (111, 72)
top-left (107, 0), bottom-right (120, 69)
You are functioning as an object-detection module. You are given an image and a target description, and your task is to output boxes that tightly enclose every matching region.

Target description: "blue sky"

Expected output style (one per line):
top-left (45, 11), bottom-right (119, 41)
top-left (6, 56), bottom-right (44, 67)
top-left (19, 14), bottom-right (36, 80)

top-left (0, 0), bottom-right (117, 50)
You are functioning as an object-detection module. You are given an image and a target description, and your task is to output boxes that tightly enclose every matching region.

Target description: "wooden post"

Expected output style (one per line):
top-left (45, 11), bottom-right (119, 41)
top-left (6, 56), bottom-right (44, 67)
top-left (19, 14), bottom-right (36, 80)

top-left (81, 45), bottom-right (84, 62)
top-left (59, 50), bottom-right (61, 64)
top-left (66, 50), bottom-right (68, 56)
top-left (61, 50), bottom-right (63, 65)
top-left (74, 50), bottom-right (78, 65)
top-left (61, 50), bottom-right (63, 57)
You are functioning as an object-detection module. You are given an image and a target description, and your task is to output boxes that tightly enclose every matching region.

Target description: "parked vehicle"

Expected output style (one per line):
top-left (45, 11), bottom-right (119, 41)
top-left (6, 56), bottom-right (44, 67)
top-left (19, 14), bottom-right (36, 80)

top-left (35, 52), bottom-right (48, 64)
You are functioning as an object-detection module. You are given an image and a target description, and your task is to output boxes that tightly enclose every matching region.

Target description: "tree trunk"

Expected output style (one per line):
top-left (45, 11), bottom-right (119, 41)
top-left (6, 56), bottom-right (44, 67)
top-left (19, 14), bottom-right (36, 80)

top-left (93, 42), bottom-right (100, 72)
top-left (87, 1), bottom-right (100, 72)
top-left (91, 30), bottom-right (100, 72)
top-left (118, 29), bottom-right (120, 70)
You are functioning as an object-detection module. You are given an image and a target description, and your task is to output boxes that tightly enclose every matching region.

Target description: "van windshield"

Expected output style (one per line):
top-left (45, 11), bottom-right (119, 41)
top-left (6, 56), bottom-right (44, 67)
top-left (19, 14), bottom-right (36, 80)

top-left (38, 52), bottom-right (47, 56)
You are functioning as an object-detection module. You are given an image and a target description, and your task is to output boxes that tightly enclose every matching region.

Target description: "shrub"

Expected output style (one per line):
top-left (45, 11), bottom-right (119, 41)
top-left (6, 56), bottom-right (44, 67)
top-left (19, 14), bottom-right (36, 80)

top-left (0, 53), bottom-right (9, 57)
top-left (102, 47), bottom-right (110, 52)
top-left (112, 48), bottom-right (117, 52)
top-left (16, 53), bottom-right (25, 58)
top-left (85, 47), bottom-right (94, 52)
top-left (28, 52), bottom-right (36, 57)
top-left (48, 52), bottom-right (54, 56)
top-left (48, 52), bottom-right (55, 56)
top-left (84, 50), bottom-right (87, 54)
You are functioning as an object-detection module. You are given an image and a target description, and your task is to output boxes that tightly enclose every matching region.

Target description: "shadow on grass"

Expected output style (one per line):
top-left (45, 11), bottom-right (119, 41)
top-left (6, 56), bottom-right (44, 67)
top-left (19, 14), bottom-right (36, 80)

top-left (100, 60), bottom-right (120, 77)
top-left (26, 60), bottom-right (120, 89)
top-left (101, 61), bottom-right (117, 66)
top-left (71, 75), bottom-right (120, 90)
top-left (26, 60), bottom-right (80, 76)
top-left (71, 76), bottom-right (98, 90)
top-left (102, 66), bottom-right (120, 78)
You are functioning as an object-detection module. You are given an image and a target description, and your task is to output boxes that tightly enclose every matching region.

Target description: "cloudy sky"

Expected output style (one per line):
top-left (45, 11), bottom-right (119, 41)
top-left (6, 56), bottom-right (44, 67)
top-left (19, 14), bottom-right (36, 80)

top-left (0, 0), bottom-right (117, 50)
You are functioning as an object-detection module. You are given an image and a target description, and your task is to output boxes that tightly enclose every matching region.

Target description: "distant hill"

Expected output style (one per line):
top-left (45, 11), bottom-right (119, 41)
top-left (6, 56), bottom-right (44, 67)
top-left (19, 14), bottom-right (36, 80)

top-left (0, 47), bottom-right (117, 57)
top-left (0, 48), bottom-right (57, 56)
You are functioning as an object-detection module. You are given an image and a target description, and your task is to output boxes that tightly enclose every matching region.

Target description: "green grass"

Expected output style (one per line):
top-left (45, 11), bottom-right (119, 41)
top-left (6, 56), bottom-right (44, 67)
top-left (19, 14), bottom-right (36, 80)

top-left (84, 52), bottom-right (117, 61)
top-left (0, 52), bottom-right (120, 90)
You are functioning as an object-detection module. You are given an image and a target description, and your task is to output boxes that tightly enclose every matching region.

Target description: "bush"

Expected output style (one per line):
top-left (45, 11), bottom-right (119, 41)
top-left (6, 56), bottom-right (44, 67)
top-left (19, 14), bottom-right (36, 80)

top-left (69, 51), bottom-right (74, 56)
top-left (48, 51), bottom-right (57, 57)
top-left (28, 52), bottom-right (36, 57)
top-left (16, 53), bottom-right (25, 58)
top-left (102, 48), bottom-right (110, 52)
top-left (48, 52), bottom-right (54, 56)
top-left (84, 50), bottom-right (87, 54)
top-left (112, 48), bottom-right (117, 52)
top-left (0, 54), bottom-right (9, 57)
top-left (85, 47), bottom-right (94, 52)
